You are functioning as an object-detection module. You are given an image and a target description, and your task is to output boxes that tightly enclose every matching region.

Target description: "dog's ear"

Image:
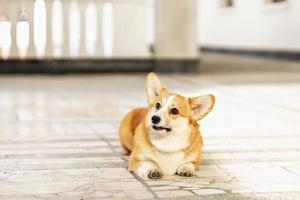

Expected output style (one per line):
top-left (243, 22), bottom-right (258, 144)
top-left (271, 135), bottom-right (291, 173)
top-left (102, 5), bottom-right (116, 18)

top-left (189, 94), bottom-right (215, 121)
top-left (146, 72), bottom-right (164, 104)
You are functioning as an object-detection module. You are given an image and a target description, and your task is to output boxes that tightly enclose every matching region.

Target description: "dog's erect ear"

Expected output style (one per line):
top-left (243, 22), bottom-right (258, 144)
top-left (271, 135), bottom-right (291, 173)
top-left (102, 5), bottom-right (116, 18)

top-left (146, 72), bottom-right (164, 104)
top-left (189, 94), bottom-right (215, 121)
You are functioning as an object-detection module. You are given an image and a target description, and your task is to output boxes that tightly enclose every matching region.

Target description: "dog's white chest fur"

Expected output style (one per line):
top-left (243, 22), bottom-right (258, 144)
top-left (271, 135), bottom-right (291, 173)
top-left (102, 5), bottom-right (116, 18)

top-left (153, 150), bottom-right (184, 175)
top-left (148, 126), bottom-right (190, 175)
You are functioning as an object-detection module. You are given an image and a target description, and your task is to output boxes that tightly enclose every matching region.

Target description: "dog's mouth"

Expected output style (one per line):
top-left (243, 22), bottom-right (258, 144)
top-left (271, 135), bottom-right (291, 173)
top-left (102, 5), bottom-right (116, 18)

top-left (152, 126), bottom-right (172, 132)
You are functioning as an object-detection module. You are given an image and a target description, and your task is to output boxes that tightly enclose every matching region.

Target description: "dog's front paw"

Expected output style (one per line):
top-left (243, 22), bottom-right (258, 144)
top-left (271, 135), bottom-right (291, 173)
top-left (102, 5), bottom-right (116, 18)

top-left (148, 169), bottom-right (163, 179)
top-left (176, 163), bottom-right (197, 177)
top-left (136, 162), bottom-right (163, 179)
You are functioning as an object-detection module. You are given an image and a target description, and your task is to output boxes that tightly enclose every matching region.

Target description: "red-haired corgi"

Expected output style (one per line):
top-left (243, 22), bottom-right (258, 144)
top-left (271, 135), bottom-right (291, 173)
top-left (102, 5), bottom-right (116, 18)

top-left (119, 73), bottom-right (215, 179)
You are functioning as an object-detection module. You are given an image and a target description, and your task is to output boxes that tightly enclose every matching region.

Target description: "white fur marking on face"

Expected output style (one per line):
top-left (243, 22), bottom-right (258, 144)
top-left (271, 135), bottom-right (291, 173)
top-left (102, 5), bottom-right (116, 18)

top-left (157, 95), bottom-right (175, 125)
top-left (162, 95), bottom-right (176, 112)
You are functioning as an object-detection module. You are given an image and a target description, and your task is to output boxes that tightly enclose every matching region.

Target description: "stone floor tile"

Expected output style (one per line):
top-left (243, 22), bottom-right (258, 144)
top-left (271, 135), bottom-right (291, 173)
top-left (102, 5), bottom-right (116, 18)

top-left (170, 182), bottom-right (207, 188)
top-left (155, 190), bottom-right (194, 198)
top-left (0, 69), bottom-right (299, 199)
top-left (193, 188), bottom-right (226, 195)
top-left (145, 180), bottom-right (175, 186)
top-left (151, 186), bottom-right (180, 191)
top-left (90, 122), bottom-right (118, 134)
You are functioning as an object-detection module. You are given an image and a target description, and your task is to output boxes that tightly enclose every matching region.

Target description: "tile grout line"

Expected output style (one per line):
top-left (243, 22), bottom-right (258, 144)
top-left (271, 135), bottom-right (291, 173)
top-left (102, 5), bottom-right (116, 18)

top-left (89, 122), bottom-right (160, 199)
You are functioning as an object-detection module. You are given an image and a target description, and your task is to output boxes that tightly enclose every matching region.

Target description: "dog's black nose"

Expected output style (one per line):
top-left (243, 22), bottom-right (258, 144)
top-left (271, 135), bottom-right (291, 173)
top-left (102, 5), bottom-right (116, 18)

top-left (151, 116), bottom-right (161, 124)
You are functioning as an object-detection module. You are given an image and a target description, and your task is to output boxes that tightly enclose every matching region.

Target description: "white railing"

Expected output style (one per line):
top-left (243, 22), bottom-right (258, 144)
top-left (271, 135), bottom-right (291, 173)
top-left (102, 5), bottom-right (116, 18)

top-left (0, 0), bottom-right (152, 60)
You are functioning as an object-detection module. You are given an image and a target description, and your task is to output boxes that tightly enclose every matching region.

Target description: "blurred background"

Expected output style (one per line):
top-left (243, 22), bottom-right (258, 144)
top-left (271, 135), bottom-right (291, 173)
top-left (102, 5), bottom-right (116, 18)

top-left (0, 1), bottom-right (300, 199)
top-left (0, 0), bottom-right (299, 72)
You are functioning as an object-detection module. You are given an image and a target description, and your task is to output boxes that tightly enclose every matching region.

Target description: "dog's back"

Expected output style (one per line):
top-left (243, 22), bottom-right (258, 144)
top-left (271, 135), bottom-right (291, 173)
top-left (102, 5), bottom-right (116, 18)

top-left (119, 108), bottom-right (148, 155)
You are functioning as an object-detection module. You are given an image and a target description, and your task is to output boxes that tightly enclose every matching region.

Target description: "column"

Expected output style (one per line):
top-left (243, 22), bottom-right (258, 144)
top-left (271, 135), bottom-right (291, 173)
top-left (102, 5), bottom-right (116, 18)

top-left (62, 1), bottom-right (69, 58)
top-left (96, 0), bottom-right (103, 57)
top-left (112, 0), bottom-right (149, 58)
top-left (0, 1), bottom-right (10, 59)
top-left (78, 0), bottom-right (86, 58)
top-left (6, 1), bottom-right (18, 59)
top-left (26, 0), bottom-right (35, 59)
top-left (154, 0), bottom-right (199, 72)
top-left (51, 0), bottom-right (64, 58)
top-left (45, 0), bottom-right (52, 58)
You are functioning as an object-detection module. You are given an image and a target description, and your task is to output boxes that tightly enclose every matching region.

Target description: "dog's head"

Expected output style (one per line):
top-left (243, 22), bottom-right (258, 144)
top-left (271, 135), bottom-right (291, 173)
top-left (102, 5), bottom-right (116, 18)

top-left (146, 72), bottom-right (215, 137)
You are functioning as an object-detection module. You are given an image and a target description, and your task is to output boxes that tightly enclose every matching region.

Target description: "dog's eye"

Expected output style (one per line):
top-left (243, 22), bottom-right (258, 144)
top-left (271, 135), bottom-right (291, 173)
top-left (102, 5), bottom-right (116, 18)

top-left (155, 103), bottom-right (161, 110)
top-left (170, 108), bottom-right (179, 115)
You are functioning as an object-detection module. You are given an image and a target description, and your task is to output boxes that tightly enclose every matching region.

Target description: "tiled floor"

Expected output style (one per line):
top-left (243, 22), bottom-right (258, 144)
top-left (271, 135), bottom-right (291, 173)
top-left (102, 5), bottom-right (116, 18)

top-left (0, 60), bottom-right (300, 199)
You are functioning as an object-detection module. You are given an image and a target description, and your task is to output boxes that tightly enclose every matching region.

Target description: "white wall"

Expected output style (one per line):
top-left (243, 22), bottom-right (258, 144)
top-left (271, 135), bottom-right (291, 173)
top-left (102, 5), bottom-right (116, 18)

top-left (198, 0), bottom-right (300, 51)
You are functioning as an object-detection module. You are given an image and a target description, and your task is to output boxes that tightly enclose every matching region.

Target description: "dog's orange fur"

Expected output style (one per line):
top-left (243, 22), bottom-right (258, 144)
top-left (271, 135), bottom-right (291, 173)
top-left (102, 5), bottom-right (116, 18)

top-left (119, 73), bottom-right (215, 179)
top-left (119, 108), bottom-right (148, 155)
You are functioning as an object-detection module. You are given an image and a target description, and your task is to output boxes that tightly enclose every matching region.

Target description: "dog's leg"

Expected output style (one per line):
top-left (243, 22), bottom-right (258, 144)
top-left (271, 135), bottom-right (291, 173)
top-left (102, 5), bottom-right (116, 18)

top-left (176, 162), bottom-right (197, 177)
top-left (136, 161), bottom-right (163, 179)
top-left (121, 146), bottom-right (130, 155)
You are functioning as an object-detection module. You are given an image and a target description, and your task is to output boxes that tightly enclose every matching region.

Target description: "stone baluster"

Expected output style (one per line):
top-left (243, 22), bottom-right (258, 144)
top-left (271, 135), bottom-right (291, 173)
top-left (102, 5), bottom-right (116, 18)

top-left (62, 0), bottom-right (70, 58)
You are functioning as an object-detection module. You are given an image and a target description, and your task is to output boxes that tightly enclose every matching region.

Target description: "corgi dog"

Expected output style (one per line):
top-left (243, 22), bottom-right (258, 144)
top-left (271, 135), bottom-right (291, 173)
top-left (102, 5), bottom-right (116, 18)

top-left (119, 73), bottom-right (215, 179)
